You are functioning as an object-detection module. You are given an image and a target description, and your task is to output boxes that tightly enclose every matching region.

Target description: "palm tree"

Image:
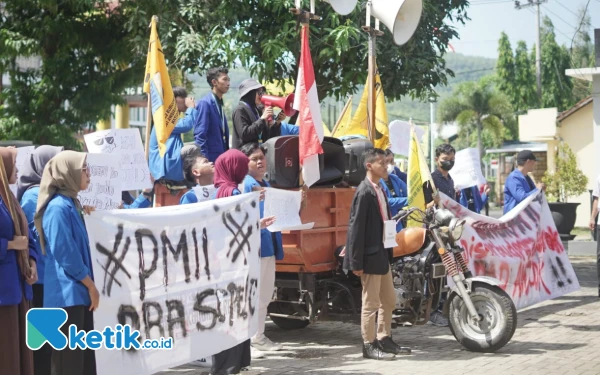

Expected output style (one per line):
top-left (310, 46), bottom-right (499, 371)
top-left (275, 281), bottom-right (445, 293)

top-left (438, 77), bottom-right (513, 158)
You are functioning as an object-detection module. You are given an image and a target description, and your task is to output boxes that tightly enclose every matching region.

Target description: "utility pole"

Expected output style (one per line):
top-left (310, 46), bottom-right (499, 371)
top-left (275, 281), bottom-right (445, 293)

top-left (515, 0), bottom-right (547, 105)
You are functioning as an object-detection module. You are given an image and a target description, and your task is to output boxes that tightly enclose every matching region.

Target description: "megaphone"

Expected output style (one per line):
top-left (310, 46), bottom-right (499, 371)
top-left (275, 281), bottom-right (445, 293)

top-left (371, 0), bottom-right (423, 46)
top-left (322, 0), bottom-right (358, 16)
top-left (261, 94), bottom-right (297, 121)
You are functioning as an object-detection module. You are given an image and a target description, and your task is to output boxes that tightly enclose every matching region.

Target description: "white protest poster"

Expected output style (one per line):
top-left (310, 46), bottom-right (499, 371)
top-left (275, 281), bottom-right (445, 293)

top-left (263, 188), bottom-right (314, 232)
top-left (193, 185), bottom-right (217, 203)
top-left (84, 129), bottom-right (152, 191)
top-left (85, 193), bottom-right (261, 375)
top-left (389, 120), bottom-right (425, 157)
top-left (77, 153), bottom-right (122, 210)
top-left (449, 147), bottom-right (487, 190)
top-left (10, 146), bottom-right (35, 196)
top-left (439, 191), bottom-right (580, 310)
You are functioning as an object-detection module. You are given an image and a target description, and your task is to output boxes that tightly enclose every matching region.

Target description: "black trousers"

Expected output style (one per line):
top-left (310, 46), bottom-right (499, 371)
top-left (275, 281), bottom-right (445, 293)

top-left (32, 285), bottom-right (52, 375)
top-left (51, 305), bottom-right (96, 375)
top-left (211, 339), bottom-right (251, 375)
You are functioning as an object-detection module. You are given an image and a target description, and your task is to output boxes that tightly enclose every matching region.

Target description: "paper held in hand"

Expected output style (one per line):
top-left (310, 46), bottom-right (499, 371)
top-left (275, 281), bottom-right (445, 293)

top-left (263, 188), bottom-right (314, 232)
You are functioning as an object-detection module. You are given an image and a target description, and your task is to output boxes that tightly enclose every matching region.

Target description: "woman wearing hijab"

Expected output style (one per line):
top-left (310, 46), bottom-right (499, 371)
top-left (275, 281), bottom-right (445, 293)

top-left (231, 79), bottom-right (286, 149)
top-left (34, 151), bottom-right (99, 375)
top-left (17, 145), bottom-right (63, 375)
top-left (194, 149), bottom-right (273, 375)
top-left (0, 147), bottom-right (38, 375)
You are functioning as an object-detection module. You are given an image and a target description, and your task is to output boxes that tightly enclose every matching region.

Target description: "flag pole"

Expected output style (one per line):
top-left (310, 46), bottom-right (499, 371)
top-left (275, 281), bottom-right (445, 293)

top-left (144, 94), bottom-right (152, 161)
top-left (363, 3), bottom-right (383, 145)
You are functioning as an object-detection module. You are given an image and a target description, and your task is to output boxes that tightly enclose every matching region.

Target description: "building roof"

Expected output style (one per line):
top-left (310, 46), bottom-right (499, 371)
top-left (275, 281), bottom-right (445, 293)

top-left (557, 96), bottom-right (592, 123)
top-left (486, 141), bottom-right (547, 154)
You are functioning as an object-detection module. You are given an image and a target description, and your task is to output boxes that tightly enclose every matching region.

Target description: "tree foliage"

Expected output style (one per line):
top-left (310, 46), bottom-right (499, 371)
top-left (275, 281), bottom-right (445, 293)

top-left (496, 32), bottom-right (516, 108)
top-left (542, 143), bottom-right (588, 202)
top-left (571, 5), bottom-right (594, 101)
top-left (513, 41), bottom-right (537, 112)
top-left (540, 17), bottom-right (574, 112)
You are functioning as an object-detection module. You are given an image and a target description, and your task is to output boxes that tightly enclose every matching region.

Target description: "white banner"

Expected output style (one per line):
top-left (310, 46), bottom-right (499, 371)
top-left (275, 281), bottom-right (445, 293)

top-left (389, 120), bottom-right (425, 157)
top-left (84, 129), bottom-right (153, 190)
top-left (85, 193), bottom-right (261, 375)
top-left (78, 153), bottom-right (122, 210)
top-left (440, 191), bottom-right (580, 310)
top-left (449, 148), bottom-right (486, 190)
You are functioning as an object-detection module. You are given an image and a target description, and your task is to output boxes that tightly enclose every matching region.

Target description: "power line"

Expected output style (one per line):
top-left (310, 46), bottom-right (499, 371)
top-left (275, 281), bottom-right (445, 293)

top-left (470, 0), bottom-right (513, 5)
top-left (570, 0), bottom-right (592, 52)
top-left (541, 5), bottom-right (577, 30)
top-left (554, 0), bottom-right (579, 18)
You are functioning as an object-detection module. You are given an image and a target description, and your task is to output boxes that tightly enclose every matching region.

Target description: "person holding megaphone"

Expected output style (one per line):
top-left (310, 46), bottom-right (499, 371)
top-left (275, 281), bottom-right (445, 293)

top-left (232, 79), bottom-right (297, 149)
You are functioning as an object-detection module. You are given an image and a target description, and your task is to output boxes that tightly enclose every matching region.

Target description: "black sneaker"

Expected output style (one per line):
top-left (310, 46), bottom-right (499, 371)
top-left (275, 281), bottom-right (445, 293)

top-left (362, 341), bottom-right (396, 360)
top-left (378, 336), bottom-right (412, 355)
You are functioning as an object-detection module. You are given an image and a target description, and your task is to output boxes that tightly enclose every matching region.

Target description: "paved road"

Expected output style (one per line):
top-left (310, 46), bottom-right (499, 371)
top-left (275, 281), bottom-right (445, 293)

top-left (160, 257), bottom-right (600, 375)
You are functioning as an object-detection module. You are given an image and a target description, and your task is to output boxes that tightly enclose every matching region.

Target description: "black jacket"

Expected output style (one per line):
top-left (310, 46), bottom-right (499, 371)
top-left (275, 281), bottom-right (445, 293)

top-left (231, 102), bottom-right (282, 149)
top-left (343, 178), bottom-right (393, 275)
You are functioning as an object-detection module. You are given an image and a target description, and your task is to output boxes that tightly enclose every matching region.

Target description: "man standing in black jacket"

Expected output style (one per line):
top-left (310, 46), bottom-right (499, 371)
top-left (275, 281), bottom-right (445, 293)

top-left (343, 148), bottom-right (411, 360)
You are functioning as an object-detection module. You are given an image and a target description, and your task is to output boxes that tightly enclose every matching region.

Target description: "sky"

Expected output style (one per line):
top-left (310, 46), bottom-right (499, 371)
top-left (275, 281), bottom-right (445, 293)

top-left (449, 0), bottom-right (600, 59)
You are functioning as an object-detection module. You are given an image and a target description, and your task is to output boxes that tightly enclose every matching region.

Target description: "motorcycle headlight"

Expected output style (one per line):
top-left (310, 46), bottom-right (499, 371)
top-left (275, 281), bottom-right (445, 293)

top-left (449, 218), bottom-right (466, 241)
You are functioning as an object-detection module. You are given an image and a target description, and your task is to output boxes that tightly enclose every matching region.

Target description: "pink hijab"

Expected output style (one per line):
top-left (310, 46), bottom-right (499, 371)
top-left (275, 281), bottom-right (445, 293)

top-left (214, 150), bottom-right (249, 199)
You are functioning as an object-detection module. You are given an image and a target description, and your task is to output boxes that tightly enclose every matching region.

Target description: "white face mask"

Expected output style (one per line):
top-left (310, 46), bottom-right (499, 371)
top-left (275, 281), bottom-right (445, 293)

top-left (387, 164), bottom-right (395, 174)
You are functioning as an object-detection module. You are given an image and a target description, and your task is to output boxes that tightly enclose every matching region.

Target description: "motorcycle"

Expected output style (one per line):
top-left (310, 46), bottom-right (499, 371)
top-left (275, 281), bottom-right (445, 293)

top-left (268, 205), bottom-right (518, 353)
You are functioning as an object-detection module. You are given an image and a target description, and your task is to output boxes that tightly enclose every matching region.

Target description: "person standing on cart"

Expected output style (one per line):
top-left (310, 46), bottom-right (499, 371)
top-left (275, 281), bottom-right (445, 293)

top-left (343, 148), bottom-right (411, 360)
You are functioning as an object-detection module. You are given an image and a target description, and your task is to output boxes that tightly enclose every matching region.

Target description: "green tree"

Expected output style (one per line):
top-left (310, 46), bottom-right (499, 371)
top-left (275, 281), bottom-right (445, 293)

top-left (542, 143), bottom-right (588, 202)
top-left (512, 41), bottom-right (537, 112)
top-left (571, 5), bottom-right (594, 101)
top-left (540, 16), bottom-right (573, 111)
top-left (438, 77), bottom-right (514, 157)
top-left (0, 1), bottom-right (146, 149)
top-left (496, 32), bottom-right (516, 108)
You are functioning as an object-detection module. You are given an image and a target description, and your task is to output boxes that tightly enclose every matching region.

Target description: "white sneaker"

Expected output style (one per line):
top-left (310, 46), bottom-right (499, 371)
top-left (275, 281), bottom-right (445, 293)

top-left (250, 347), bottom-right (266, 359)
top-left (251, 334), bottom-right (283, 351)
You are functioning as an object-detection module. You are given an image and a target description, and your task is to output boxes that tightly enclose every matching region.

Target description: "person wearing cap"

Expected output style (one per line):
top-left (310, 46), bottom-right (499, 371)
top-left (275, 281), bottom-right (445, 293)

top-left (503, 150), bottom-right (545, 214)
top-left (232, 79), bottom-right (287, 149)
top-left (194, 67), bottom-right (231, 163)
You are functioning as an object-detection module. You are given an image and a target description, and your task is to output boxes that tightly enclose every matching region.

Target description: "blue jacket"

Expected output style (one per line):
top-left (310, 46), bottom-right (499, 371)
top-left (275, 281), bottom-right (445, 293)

top-left (0, 196), bottom-right (38, 305)
top-left (122, 192), bottom-right (151, 209)
top-left (194, 93), bottom-right (229, 163)
top-left (460, 186), bottom-right (488, 214)
top-left (150, 107), bottom-right (197, 182)
top-left (20, 187), bottom-right (45, 285)
top-left (243, 175), bottom-right (284, 260)
top-left (379, 174), bottom-right (408, 232)
top-left (42, 194), bottom-right (94, 308)
top-left (392, 166), bottom-right (407, 185)
top-left (280, 122), bottom-right (299, 136)
top-left (503, 169), bottom-right (538, 214)
top-left (180, 190), bottom-right (198, 205)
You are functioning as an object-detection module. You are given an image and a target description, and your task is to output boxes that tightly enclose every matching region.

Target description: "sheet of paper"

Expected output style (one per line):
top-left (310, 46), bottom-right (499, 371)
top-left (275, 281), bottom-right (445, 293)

top-left (193, 185), bottom-right (217, 203)
top-left (263, 188), bottom-right (314, 232)
top-left (389, 120), bottom-right (425, 157)
top-left (9, 146), bottom-right (35, 196)
top-left (383, 220), bottom-right (398, 248)
top-left (84, 129), bottom-right (152, 190)
top-left (77, 153), bottom-right (122, 210)
top-left (449, 148), bottom-right (487, 190)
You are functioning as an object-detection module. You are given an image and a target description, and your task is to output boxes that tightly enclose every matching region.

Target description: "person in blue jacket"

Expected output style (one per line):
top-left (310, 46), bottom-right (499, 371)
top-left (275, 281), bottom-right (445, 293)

top-left (16, 145), bottom-right (63, 375)
top-left (280, 121), bottom-right (299, 136)
top-left (460, 184), bottom-right (490, 214)
top-left (179, 144), bottom-right (215, 205)
top-left (194, 67), bottom-right (231, 163)
top-left (384, 149), bottom-right (407, 185)
top-left (379, 166), bottom-right (409, 232)
top-left (0, 147), bottom-right (38, 375)
top-left (149, 86), bottom-right (198, 184)
top-left (503, 150), bottom-right (545, 214)
top-left (34, 151), bottom-right (99, 375)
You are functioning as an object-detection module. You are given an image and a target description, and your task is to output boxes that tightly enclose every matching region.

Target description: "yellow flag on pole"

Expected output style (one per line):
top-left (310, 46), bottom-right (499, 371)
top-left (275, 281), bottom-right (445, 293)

top-left (332, 70), bottom-right (390, 149)
top-left (143, 16), bottom-right (178, 158)
top-left (407, 124), bottom-right (434, 227)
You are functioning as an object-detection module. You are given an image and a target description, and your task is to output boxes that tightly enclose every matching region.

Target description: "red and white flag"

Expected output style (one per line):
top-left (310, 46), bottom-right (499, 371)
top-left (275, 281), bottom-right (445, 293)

top-left (293, 24), bottom-right (324, 187)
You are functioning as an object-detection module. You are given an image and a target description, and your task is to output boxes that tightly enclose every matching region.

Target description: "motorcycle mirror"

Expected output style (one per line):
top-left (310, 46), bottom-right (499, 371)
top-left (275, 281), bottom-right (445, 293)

top-left (434, 208), bottom-right (455, 226)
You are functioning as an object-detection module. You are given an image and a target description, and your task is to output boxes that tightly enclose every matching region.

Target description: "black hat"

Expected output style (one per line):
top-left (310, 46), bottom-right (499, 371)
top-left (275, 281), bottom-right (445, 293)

top-left (517, 150), bottom-right (537, 163)
top-left (239, 79), bottom-right (264, 98)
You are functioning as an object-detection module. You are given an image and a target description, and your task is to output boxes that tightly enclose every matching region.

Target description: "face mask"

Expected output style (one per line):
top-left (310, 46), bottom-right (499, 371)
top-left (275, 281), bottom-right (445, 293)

top-left (440, 160), bottom-right (455, 171)
top-left (387, 164), bottom-right (395, 174)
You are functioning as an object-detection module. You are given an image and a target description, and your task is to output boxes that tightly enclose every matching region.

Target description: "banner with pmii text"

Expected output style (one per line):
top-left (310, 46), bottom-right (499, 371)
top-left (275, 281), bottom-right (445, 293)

top-left (440, 191), bottom-right (580, 310)
top-left (85, 193), bottom-right (261, 375)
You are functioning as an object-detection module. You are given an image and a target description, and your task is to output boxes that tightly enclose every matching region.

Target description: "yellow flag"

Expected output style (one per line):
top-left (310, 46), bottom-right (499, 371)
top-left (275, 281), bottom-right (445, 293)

top-left (331, 97), bottom-right (353, 137)
top-left (407, 125), bottom-right (434, 228)
top-left (143, 16), bottom-right (178, 158)
top-left (333, 71), bottom-right (390, 149)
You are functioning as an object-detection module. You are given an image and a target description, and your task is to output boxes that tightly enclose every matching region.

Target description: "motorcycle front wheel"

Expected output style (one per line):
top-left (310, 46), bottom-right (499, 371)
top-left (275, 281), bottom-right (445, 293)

top-left (447, 282), bottom-right (517, 353)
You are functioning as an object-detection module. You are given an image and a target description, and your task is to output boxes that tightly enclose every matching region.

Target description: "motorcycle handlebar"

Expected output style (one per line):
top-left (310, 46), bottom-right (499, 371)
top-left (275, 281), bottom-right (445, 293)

top-left (392, 207), bottom-right (426, 222)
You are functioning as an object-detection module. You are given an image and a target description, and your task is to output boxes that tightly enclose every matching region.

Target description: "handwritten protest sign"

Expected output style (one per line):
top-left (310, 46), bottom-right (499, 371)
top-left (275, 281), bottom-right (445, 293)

top-left (10, 146), bottom-right (35, 196)
top-left (449, 148), bottom-right (487, 190)
top-left (440, 191), bottom-right (580, 310)
top-left (77, 153), bottom-right (122, 210)
top-left (85, 193), bottom-right (261, 375)
top-left (264, 188), bottom-right (314, 232)
top-left (84, 129), bottom-right (152, 191)
top-left (389, 120), bottom-right (425, 157)
top-left (193, 185), bottom-right (217, 203)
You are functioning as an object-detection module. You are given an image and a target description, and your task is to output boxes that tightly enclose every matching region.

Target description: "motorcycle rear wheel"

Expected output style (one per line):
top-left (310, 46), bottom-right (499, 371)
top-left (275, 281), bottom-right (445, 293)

top-left (448, 282), bottom-right (517, 353)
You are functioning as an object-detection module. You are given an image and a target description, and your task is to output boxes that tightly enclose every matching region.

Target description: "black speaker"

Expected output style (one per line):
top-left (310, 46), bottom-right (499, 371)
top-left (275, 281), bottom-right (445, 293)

top-left (342, 138), bottom-right (373, 186)
top-left (314, 136), bottom-right (346, 187)
top-left (263, 136), bottom-right (300, 188)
